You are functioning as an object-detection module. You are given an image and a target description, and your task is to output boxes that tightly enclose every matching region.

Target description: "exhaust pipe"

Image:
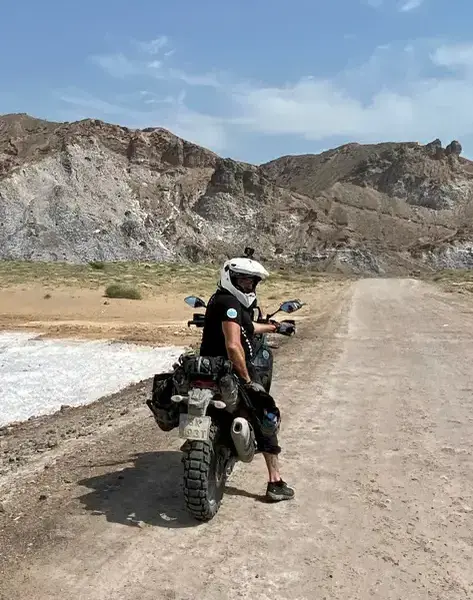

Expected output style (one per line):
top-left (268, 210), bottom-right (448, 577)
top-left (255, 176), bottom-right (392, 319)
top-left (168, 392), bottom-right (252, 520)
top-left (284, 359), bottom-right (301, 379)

top-left (231, 418), bottom-right (256, 463)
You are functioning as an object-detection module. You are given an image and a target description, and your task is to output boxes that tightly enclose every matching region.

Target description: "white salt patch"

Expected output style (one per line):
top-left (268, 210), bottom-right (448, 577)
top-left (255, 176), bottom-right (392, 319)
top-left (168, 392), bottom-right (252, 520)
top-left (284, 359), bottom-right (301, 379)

top-left (0, 332), bottom-right (183, 426)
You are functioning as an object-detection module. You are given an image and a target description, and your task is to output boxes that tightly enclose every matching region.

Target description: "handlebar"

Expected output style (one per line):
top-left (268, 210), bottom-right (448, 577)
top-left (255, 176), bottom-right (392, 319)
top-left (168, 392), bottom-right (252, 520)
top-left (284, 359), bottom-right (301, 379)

top-left (187, 307), bottom-right (300, 336)
top-left (187, 313), bottom-right (205, 328)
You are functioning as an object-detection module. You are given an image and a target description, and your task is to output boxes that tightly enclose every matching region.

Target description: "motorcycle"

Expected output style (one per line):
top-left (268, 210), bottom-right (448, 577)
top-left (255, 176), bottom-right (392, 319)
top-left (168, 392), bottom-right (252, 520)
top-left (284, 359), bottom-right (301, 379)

top-left (147, 295), bottom-right (305, 522)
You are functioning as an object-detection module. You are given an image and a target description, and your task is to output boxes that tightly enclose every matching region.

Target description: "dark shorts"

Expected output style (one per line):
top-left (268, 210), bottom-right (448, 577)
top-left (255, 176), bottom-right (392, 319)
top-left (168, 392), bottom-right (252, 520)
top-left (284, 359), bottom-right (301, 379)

top-left (254, 425), bottom-right (281, 455)
top-left (242, 372), bottom-right (281, 456)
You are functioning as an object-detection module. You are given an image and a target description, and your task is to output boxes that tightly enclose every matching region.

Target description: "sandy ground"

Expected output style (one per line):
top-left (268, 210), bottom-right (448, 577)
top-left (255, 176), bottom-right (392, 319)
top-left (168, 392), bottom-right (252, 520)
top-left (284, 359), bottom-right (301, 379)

top-left (0, 274), bottom-right (324, 345)
top-left (2, 278), bottom-right (473, 599)
top-left (0, 285), bottom-right (204, 345)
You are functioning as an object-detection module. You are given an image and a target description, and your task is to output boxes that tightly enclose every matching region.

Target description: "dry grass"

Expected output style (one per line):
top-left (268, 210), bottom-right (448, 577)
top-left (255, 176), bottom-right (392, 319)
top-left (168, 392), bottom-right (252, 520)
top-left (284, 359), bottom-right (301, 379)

top-left (430, 269), bottom-right (473, 283)
top-left (428, 269), bottom-right (473, 294)
top-left (0, 260), bottom-right (342, 299)
top-left (0, 260), bottom-right (219, 297)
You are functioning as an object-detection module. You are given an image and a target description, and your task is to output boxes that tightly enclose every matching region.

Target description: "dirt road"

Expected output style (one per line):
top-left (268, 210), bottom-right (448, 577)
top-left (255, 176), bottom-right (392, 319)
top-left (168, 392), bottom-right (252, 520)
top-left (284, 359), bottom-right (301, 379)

top-left (2, 279), bottom-right (473, 599)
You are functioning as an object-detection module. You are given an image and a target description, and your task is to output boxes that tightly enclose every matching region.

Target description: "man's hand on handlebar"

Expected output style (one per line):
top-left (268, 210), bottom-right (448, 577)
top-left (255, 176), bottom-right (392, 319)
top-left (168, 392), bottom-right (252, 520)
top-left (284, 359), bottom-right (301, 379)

top-left (270, 319), bottom-right (296, 336)
top-left (253, 321), bottom-right (278, 335)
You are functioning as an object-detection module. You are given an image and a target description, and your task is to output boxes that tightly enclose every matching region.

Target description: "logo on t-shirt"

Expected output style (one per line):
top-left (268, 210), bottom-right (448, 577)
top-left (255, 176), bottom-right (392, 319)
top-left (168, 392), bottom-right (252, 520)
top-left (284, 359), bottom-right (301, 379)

top-left (226, 308), bottom-right (238, 319)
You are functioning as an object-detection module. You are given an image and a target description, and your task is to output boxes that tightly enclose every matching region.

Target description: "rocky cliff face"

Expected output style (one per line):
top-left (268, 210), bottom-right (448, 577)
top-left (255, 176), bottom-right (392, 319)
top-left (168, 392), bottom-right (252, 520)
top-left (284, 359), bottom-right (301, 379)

top-left (1, 113), bottom-right (473, 273)
top-left (0, 114), bottom-right (309, 263)
top-left (262, 139), bottom-right (473, 211)
top-left (261, 140), bottom-right (473, 271)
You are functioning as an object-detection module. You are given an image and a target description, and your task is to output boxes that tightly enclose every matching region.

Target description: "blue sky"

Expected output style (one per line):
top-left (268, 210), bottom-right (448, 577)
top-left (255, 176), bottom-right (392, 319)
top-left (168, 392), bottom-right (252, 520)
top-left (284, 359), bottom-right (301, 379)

top-left (1, 0), bottom-right (472, 163)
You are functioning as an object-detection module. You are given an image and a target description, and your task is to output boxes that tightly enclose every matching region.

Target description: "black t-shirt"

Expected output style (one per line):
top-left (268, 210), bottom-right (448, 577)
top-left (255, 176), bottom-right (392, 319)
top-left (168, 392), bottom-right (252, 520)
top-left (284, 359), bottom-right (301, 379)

top-left (200, 289), bottom-right (255, 363)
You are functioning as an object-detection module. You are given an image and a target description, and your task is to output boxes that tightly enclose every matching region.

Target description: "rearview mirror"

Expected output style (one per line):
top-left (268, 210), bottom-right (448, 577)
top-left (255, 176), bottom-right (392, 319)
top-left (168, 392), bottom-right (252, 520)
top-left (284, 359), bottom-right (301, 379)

top-left (279, 299), bottom-right (305, 314)
top-left (184, 295), bottom-right (207, 309)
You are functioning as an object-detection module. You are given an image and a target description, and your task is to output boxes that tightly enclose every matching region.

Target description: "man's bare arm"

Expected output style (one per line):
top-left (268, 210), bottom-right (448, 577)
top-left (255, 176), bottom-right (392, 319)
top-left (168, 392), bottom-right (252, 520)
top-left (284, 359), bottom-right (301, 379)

top-left (222, 321), bottom-right (251, 383)
top-left (253, 322), bottom-right (277, 335)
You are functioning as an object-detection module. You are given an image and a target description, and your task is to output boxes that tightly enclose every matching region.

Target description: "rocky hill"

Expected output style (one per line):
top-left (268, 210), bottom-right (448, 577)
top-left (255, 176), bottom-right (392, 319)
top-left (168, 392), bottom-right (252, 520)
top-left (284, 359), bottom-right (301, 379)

top-left (1, 113), bottom-right (473, 274)
top-left (261, 140), bottom-right (473, 270)
top-left (261, 139), bottom-right (473, 211)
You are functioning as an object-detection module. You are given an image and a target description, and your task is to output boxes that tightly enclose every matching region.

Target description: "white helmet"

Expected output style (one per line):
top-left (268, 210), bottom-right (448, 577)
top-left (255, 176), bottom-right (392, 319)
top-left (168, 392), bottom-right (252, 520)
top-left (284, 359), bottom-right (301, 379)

top-left (220, 257), bottom-right (269, 308)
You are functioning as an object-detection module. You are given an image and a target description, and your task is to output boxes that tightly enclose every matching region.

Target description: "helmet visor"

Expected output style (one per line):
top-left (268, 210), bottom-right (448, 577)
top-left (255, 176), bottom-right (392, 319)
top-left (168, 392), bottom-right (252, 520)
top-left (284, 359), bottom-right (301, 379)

top-left (232, 274), bottom-right (261, 294)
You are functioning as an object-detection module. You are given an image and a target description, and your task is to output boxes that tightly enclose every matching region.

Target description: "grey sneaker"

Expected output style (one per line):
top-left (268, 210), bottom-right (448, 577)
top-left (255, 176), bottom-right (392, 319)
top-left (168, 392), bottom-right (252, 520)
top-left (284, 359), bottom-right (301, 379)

top-left (266, 480), bottom-right (295, 502)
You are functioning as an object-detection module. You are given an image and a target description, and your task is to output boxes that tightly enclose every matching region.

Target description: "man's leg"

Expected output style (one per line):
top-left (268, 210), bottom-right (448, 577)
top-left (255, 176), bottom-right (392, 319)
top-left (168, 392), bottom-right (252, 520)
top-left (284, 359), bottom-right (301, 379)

top-left (263, 452), bottom-right (282, 482)
top-left (242, 381), bottom-right (294, 501)
top-left (260, 437), bottom-right (295, 502)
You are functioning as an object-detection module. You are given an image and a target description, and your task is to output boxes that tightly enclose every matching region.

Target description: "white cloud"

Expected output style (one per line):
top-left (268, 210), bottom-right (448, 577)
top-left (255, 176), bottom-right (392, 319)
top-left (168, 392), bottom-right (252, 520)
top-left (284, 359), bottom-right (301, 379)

top-left (91, 52), bottom-right (167, 79)
top-left (168, 108), bottom-right (226, 150)
top-left (365, 0), bottom-right (425, 11)
top-left (231, 76), bottom-right (473, 143)
top-left (432, 43), bottom-right (473, 69)
top-left (231, 80), bottom-right (413, 140)
top-left (57, 88), bottom-right (227, 152)
top-left (58, 90), bottom-right (127, 116)
top-left (136, 36), bottom-right (169, 55)
top-left (90, 53), bottom-right (139, 78)
top-left (91, 44), bottom-right (222, 89)
top-left (66, 37), bottom-right (473, 157)
top-left (228, 41), bottom-right (473, 144)
top-left (399, 0), bottom-right (424, 11)
top-left (168, 68), bottom-right (223, 88)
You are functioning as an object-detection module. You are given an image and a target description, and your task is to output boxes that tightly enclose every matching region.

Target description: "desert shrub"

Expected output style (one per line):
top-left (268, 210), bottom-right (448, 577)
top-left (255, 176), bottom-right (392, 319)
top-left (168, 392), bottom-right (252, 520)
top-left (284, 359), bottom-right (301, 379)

top-left (105, 283), bottom-right (142, 300)
top-left (89, 261), bottom-right (106, 270)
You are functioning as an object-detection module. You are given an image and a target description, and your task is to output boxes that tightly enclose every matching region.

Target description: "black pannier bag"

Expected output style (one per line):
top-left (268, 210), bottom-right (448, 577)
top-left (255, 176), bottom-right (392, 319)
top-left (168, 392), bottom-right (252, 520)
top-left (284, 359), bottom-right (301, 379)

top-left (147, 372), bottom-right (180, 432)
top-left (180, 355), bottom-right (233, 381)
top-left (146, 354), bottom-right (234, 432)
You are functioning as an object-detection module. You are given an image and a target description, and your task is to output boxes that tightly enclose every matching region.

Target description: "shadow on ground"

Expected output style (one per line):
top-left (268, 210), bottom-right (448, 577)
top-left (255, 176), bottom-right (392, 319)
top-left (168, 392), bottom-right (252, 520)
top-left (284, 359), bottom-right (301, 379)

top-left (78, 451), bottom-right (266, 529)
top-left (224, 486), bottom-right (267, 503)
top-left (78, 451), bottom-right (198, 529)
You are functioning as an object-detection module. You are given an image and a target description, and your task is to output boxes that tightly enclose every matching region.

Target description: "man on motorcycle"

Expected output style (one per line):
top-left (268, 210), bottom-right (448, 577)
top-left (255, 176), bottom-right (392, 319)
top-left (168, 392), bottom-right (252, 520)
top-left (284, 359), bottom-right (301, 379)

top-left (200, 257), bottom-right (295, 502)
